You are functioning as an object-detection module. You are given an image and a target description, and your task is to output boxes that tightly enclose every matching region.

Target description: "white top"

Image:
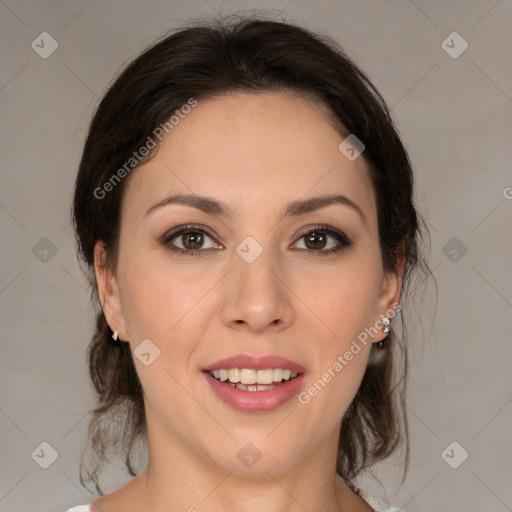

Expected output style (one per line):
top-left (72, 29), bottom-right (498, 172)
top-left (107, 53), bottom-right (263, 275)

top-left (357, 487), bottom-right (404, 511)
top-left (66, 488), bottom-right (402, 512)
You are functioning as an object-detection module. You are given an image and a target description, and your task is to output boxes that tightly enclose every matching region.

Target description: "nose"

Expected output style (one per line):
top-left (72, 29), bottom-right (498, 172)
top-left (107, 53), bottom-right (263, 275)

top-left (220, 248), bottom-right (295, 334)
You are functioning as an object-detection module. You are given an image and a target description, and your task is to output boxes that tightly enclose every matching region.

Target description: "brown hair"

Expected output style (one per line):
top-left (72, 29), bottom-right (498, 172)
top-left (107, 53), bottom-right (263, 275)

top-left (72, 13), bottom-right (433, 495)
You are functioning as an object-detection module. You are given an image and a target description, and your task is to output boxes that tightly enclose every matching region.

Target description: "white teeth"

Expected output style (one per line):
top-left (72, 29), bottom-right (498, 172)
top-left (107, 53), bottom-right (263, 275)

top-left (240, 369), bottom-right (257, 385)
top-left (209, 367), bottom-right (300, 385)
top-left (234, 383), bottom-right (276, 391)
top-left (228, 368), bottom-right (241, 383)
top-left (257, 369), bottom-right (274, 384)
top-left (273, 368), bottom-right (284, 382)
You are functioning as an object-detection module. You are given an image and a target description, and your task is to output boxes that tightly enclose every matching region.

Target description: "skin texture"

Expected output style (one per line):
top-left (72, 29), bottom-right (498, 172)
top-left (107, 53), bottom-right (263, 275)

top-left (92, 91), bottom-right (404, 512)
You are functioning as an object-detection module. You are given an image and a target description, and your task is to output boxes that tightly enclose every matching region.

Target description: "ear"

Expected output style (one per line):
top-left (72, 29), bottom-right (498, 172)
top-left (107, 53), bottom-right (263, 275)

top-left (93, 241), bottom-right (129, 341)
top-left (372, 243), bottom-right (406, 343)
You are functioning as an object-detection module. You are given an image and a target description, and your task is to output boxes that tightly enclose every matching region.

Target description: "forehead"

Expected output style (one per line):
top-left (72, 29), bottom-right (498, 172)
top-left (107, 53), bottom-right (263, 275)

top-left (123, 91), bottom-right (376, 223)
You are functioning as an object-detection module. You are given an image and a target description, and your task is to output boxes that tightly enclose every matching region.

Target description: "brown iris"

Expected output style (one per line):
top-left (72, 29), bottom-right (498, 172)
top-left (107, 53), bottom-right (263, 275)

top-left (181, 231), bottom-right (204, 250)
top-left (304, 231), bottom-right (327, 250)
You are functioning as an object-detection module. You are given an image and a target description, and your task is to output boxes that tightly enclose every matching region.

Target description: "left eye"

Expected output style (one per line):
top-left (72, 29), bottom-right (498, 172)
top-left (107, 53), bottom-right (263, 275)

top-left (292, 227), bottom-right (351, 254)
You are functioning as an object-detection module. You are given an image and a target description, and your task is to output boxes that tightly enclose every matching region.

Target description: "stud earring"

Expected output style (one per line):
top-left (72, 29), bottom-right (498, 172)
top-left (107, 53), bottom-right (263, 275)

top-left (112, 330), bottom-right (119, 341)
top-left (381, 315), bottom-right (391, 334)
top-left (378, 315), bottom-right (391, 348)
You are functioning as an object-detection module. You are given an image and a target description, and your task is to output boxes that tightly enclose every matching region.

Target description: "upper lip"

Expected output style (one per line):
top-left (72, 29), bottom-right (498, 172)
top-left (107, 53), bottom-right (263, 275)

top-left (203, 354), bottom-right (306, 374)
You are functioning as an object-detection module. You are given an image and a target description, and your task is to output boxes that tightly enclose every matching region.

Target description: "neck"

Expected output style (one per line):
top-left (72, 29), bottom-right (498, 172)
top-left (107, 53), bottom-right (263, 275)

top-left (124, 404), bottom-right (366, 512)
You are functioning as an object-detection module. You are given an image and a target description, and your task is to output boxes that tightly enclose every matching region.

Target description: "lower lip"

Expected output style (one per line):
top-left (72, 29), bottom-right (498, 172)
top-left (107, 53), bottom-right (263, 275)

top-left (204, 372), bottom-right (305, 413)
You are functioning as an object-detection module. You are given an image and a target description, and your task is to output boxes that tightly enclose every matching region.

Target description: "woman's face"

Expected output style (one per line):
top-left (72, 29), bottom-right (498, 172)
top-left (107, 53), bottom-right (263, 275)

top-left (96, 91), bottom-right (402, 475)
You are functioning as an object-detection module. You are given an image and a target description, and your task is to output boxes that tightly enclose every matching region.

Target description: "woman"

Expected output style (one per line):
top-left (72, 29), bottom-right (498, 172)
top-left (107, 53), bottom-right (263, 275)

top-left (67, 14), bottom-right (431, 512)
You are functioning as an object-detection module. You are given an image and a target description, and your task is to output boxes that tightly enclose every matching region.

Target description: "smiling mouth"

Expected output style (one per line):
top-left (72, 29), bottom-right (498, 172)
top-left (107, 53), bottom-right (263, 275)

top-left (206, 368), bottom-right (300, 391)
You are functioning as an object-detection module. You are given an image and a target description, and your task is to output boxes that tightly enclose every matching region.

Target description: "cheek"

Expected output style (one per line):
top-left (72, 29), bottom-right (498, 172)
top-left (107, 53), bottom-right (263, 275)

top-left (303, 251), bottom-right (383, 344)
top-left (294, 248), bottom-right (382, 409)
top-left (116, 252), bottom-right (215, 409)
top-left (297, 282), bottom-right (375, 428)
top-left (116, 247), bottom-right (209, 344)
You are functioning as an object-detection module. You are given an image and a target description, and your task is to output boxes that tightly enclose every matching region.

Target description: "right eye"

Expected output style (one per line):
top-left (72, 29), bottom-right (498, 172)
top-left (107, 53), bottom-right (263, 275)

top-left (160, 225), bottom-right (223, 255)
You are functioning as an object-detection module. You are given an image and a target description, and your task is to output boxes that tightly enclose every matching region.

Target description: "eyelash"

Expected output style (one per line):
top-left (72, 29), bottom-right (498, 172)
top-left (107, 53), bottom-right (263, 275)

top-left (159, 223), bottom-right (353, 257)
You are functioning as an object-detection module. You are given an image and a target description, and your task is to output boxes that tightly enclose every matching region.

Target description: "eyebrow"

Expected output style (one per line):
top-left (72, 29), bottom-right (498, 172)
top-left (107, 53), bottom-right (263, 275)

top-left (144, 193), bottom-right (366, 225)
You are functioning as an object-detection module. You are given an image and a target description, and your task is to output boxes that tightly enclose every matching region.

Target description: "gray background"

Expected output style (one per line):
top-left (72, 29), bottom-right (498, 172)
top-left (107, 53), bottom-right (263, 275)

top-left (1, 1), bottom-right (511, 511)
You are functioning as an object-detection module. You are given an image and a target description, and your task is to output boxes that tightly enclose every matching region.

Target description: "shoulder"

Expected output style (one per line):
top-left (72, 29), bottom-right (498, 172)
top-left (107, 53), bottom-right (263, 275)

top-left (66, 487), bottom-right (401, 512)
top-left (355, 487), bottom-right (403, 512)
